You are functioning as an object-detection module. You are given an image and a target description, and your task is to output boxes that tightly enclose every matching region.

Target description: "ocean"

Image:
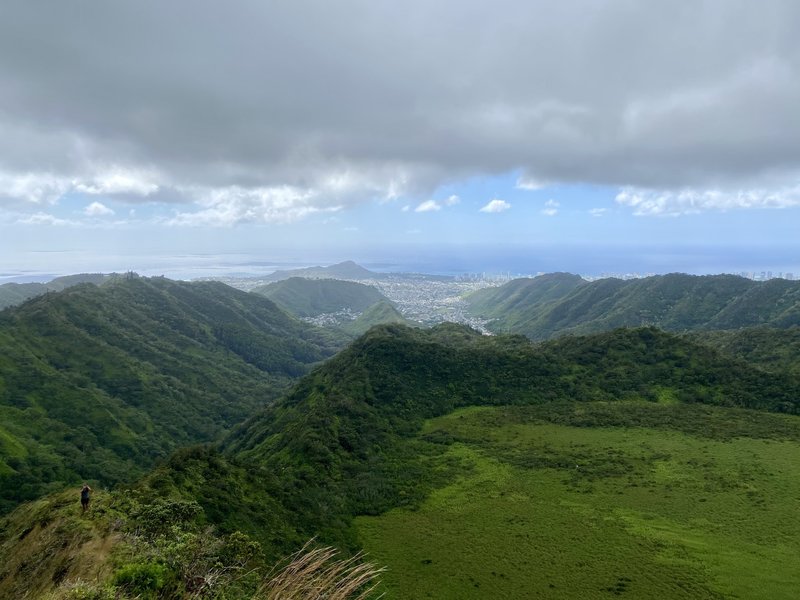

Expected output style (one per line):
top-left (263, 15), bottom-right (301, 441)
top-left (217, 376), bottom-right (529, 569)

top-left (2, 244), bottom-right (799, 283)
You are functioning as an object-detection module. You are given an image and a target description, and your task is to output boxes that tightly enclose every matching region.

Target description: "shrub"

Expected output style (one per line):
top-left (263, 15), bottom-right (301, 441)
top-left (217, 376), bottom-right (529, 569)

top-left (113, 562), bottom-right (170, 598)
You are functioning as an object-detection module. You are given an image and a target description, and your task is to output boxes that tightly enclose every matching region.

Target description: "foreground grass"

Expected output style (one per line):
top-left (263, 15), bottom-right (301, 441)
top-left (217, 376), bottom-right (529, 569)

top-left (356, 402), bottom-right (800, 599)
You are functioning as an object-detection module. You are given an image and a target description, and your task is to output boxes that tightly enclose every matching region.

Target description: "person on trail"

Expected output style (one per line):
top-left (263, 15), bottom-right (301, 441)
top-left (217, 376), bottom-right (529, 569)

top-left (80, 483), bottom-right (92, 512)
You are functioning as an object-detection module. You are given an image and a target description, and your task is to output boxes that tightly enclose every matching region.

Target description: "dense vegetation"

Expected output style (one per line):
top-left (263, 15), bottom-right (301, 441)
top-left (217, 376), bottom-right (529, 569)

top-left (2, 318), bottom-right (800, 597)
top-left (466, 272), bottom-right (586, 323)
top-left (467, 273), bottom-right (800, 339)
top-left (0, 276), bottom-right (345, 513)
top-left (251, 277), bottom-right (387, 317)
top-left (0, 487), bottom-right (380, 600)
top-left (689, 326), bottom-right (800, 376)
top-left (0, 273), bottom-right (110, 310)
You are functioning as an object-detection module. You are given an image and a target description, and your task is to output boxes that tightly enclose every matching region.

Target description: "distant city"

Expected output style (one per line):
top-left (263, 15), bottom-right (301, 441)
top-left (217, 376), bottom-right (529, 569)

top-left (454, 270), bottom-right (796, 282)
top-left (214, 265), bottom-right (797, 336)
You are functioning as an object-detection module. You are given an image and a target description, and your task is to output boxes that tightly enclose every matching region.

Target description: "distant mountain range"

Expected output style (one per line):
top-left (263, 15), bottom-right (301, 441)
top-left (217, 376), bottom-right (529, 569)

top-left (0, 273), bottom-right (111, 310)
top-left (0, 275), bottom-right (345, 513)
top-left (252, 260), bottom-right (453, 283)
top-left (0, 263), bottom-right (381, 312)
top-left (467, 272), bottom-right (800, 339)
top-left (260, 260), bottom-right (378, 282)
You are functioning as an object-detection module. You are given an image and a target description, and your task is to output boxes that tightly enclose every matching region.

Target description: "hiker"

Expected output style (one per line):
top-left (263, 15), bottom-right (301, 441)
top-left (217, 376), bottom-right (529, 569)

top-left (80, 483), bottom-right (92, 512)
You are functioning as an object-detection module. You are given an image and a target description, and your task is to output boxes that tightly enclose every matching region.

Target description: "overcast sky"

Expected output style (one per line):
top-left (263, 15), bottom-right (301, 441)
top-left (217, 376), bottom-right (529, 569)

top-left (1, 1), bottom-right (799, 276)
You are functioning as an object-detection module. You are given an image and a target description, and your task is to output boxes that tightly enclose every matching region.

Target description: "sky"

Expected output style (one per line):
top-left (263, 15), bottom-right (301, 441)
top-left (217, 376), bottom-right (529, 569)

top-left (1, 1), bottom-right (799, 278)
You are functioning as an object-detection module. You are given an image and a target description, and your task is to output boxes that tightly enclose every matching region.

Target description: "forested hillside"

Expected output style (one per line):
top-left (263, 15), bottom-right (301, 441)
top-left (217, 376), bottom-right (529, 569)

top-left (2, 322), bottom-right (800, 598)
top-left (0, 276), bottom-right (345, 513)
top-left (689, 326), bottom-right (800, 376)
top-left (466, 272), bottom-right (586, 324)
top-left (251, 277), bottom-right (387, 317)
top-left (467, 273), bottom-right (800, 339)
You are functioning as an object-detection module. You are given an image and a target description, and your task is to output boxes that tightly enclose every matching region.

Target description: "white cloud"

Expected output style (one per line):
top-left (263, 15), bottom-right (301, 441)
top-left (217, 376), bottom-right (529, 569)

top-left (84, 201), bottom-right (115, 217)
top-left (167, 185), bottom-right (342, 226)
top-left (0, 167), bottom-right (158, 208)
top-left (74, 167), bottom-right (159, 196)
top-left (3, 3), bottom-right (800, 228)
top-left (589, 208), bottom-right (607, 217)
top-left (401, 205), bottom-right (410, 212)
top-left (18, 212), bottom-right (80, 226)
top-left (415, 199), bottom-right (442, 212)
top-left (541, 199), bottom-right (559, 216)
top-left (516, 177), bottom-right (548, 191)
top-left (1, 1), bottom-right (800, 223)
top-left (415, 195), bottom-right (460, 213)
top-left (615, 185), bottom-right (800, 216)
top-left (480, 198), bottom-right (511, 213)
top-left (0, 171), bottom-right (71, 204)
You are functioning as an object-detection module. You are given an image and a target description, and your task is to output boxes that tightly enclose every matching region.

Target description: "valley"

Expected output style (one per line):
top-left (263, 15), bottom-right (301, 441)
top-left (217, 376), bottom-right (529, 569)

top-left (1, 272), bottom-right (799, 598)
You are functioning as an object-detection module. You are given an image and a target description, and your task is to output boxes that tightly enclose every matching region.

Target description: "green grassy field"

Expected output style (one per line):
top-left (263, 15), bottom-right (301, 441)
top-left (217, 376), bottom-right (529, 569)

top-left (356, 402), bottom-right (800, 599)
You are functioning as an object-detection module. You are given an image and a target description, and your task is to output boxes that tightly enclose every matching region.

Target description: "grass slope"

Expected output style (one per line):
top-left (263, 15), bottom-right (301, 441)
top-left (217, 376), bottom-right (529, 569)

top-left (467, 273), bottom-right (800, 339)
top-left (251, 277), bottom-right (387, 317)
top-left (0, 276), bottom-right (345, 513)
top-left (357, 402), bottom-right (800, 599)
top-left (0, 489), bottom-right (121, 600)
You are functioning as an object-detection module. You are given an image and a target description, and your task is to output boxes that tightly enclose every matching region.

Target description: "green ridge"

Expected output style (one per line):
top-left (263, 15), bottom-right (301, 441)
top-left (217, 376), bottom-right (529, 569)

top-left (251, 277), bottom-right (387, 317)
top-left (0, 276), bottom-right (345, 513)
top-left (467, 273), bottom-right (800, 339)
top-left (339, 300), bottom-right (413, 336)
top-left (0, 273), bottom-right (110, 310)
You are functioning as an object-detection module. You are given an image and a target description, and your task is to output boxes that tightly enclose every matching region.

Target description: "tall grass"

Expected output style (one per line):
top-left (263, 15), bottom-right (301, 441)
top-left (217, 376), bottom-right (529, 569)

top-left (257, 540), bottom-right (384, 600)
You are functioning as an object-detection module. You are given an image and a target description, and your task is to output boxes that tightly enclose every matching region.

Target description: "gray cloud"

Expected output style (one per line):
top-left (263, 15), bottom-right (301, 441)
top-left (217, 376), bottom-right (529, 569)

top-left (1, 0), bottom-right (799, 221)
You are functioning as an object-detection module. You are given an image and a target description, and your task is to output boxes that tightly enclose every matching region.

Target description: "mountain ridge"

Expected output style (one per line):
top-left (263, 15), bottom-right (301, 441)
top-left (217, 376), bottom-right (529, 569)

top-left (467, 272), bottom-right (800, 339)
top-left (0, 276), bottom-right (345, 513)
top-left (261, 260), bottom-right (377, 282)
top-left (251, 277), bottom-right (388, 317)
top-left (0, 273), bottom-right (111, 310)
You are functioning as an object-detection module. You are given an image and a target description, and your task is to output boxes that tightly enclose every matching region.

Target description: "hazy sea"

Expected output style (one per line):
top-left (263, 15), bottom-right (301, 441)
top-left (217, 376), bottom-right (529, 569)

top-left (2, 244), bottom-right (799, 283)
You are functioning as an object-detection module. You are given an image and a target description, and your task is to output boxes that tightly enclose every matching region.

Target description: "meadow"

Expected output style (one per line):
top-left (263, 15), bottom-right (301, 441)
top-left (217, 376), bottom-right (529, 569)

top-left (356, 402), bottom-right (800, 599)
